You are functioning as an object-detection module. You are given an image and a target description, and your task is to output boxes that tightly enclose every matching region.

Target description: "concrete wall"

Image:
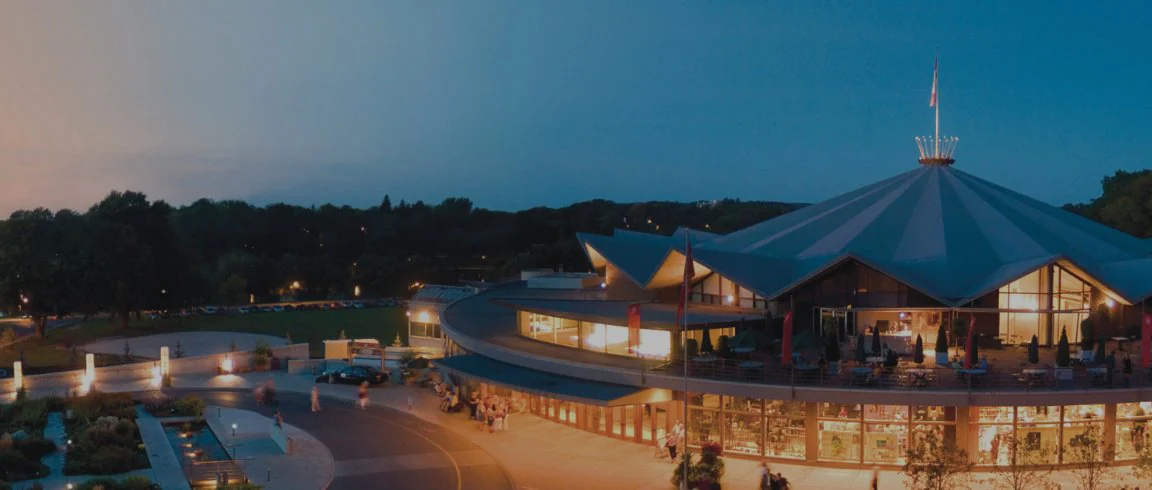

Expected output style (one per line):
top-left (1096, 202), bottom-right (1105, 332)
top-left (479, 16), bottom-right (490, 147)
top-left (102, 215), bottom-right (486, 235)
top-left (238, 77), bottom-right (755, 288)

top-left (1, 343), bottom-right (309, 394)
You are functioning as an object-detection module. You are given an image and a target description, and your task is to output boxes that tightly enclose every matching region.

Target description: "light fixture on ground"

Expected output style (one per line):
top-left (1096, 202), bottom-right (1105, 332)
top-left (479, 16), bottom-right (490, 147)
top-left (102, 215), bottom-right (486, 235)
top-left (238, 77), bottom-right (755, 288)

top-left (12, 361), bottom-right (22, 393)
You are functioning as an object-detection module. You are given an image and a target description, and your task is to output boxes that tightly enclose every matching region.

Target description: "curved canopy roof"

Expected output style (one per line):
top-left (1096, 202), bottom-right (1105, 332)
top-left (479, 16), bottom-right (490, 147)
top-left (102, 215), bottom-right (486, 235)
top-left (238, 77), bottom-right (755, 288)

top-left (579, 164), bottom-right (1152, 305)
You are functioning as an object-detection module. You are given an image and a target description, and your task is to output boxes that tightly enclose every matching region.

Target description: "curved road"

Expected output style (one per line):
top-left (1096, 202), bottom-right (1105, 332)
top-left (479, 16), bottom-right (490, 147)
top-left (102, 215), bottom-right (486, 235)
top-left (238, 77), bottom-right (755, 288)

top-left (162, 389), bottom-right (515, 490)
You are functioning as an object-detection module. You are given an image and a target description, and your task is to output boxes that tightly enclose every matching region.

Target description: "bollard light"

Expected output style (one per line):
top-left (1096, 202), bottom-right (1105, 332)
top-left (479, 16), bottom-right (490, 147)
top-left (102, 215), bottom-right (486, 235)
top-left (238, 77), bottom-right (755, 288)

top-left (221, 355), bottom-right (234, 374)
top-left (231, 423), bottom-right (238, 437)
top-left (160, 346), bottom-right (170, 376)
top-left (13, 361), bottom-right (22, 391)
top-left (150, 365), bottom-right (162, 387)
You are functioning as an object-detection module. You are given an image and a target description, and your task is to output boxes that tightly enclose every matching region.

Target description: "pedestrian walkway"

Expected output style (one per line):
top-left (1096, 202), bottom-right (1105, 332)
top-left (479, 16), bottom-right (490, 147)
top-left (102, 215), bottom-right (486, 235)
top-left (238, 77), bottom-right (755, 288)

top-left (136, 407), bottom-right (193, 490)
top-left (206, 405), bottom-right (334, 490)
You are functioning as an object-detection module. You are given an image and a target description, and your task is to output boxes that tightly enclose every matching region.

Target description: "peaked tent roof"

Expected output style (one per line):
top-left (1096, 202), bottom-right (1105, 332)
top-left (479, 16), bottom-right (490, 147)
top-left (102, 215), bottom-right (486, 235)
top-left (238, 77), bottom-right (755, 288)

top-left (579, 164), bottom-right (1152, 305)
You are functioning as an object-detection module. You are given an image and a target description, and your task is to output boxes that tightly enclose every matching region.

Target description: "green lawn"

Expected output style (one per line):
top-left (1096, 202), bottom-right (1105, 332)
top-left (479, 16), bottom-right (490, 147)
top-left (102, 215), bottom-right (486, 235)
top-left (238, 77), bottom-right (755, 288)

top-left (0, 307), bottom-right (407, 370)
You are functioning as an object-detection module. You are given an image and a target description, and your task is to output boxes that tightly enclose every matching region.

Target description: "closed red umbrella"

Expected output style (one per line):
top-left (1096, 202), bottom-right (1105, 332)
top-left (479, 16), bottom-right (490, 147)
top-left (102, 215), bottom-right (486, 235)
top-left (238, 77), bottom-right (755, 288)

top-left (964, 314), bottom-right (976, 369)
top-left (781, 312), bottom-right (794, 366)
top-left (1142, 313), bottom-right (1152, 369)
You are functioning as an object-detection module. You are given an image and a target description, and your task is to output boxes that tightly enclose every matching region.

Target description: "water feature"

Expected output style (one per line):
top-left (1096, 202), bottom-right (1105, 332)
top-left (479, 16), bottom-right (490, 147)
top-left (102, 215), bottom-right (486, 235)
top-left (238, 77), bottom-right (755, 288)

top-left (163, 421), bottom-right (231, 463)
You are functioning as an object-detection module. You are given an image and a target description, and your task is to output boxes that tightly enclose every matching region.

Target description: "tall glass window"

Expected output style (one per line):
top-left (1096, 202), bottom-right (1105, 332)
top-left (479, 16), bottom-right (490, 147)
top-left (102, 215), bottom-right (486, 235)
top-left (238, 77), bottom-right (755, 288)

top-left (1062, 404), bottom-right (1105, 463)
top-left (998, 268), bottom-right (1048, 345)
top-left (1015, 406), bottom-right (1060, 464)
top-left (863, 405), bottom-right (908, 464)
top-left (973, 407), bottom-right (1014, 465)
top-left (819, 403), bottom-right (862, 462)
top-left (1117, 402), bottom-right (1152, 460)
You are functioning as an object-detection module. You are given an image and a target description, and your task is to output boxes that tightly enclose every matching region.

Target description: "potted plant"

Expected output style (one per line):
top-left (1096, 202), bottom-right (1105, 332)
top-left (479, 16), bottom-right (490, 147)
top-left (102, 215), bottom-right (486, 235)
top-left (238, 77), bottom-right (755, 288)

top-left (686, 338), bottom-right (700, 359)
top-left (1080, 318), bottom-right (1096, 363)
top-left (913, 334), bottom-right (925, 365)
top-left (935, 323), bottom-right (949, 366)
top-left (824, 334), bottom-right (841, 375)
top-left (1028, 334), bottom-right (1039, 365)
top-left (716, 335), bottom-right (732, 359)
top-left (700, 327), bottom-right (714, 354)
top-left (871, 327), bottom-right (881, 355)
top-left (1093, 334), bottom-right (1106, 365)
top-left (1054, 328), bottom-right (1072, 380)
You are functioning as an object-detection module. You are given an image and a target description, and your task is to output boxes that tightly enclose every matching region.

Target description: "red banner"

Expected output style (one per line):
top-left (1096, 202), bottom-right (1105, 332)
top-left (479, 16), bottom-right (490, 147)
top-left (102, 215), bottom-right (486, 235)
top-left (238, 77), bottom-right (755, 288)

top-left (627, 303), bottom-right (641, 353)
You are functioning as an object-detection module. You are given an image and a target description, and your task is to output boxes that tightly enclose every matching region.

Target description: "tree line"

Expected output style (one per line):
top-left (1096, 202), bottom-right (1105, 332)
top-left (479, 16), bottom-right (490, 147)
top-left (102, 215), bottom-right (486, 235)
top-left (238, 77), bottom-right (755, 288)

top-left (0, 191), bottom-right (799, 336)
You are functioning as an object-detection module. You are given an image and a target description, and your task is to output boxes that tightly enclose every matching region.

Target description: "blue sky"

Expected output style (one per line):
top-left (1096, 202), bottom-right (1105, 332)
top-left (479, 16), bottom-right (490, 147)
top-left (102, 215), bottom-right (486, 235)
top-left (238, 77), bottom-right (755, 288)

top-left (0, 1), bottom-right (1148, 214)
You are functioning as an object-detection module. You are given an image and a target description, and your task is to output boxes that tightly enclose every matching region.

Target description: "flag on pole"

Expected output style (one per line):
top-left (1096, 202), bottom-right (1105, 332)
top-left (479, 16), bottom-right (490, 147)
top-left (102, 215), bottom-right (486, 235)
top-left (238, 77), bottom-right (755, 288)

top-left (676, 238), bottom-right (695, 329)
top-left (929, 56), bottom-right (938, 107)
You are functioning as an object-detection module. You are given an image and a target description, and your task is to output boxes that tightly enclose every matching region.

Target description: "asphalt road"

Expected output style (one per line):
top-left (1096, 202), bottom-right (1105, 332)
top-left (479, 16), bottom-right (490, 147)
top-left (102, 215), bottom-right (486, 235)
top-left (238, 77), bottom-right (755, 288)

top-left (163, 389), bottom-right (516, 490)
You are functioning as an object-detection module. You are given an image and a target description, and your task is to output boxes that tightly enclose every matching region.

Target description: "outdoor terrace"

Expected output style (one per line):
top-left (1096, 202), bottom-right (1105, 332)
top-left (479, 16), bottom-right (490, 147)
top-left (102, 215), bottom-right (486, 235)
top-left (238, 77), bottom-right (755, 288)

top-left (650, 342), bottom-right (1152, 394)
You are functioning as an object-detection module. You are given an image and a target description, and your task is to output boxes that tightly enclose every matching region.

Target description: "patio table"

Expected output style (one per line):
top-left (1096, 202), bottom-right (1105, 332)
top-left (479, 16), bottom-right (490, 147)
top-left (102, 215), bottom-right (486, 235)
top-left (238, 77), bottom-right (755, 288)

top-left (733, 347), bottom-right (755, 355)
top-left (866, 356), bottom-right (884, 364)
top-left (738, 360), bottom-right (764, 369)
top-left (1112, 336), bottom-right (1129, 350)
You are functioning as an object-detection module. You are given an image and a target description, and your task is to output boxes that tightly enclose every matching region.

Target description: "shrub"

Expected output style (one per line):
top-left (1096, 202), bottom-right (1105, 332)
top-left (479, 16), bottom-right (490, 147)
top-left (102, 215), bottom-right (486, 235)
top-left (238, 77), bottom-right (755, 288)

top-left (174, 395), bottom-right (205, 418)
top-left (685, 338), bottom-right (699, 359)
top-left (65, 444), bottom-right (147, 475)
top-left (0, 448), bottom-right (51, 480)
top-left (13, 435), bottom-right (56, 462)
top-left (715, 335), bottom-right (731, 359)
top-left (76, 477), bottom-right (158, 490)
top-left (1055, 328), bottom-right (1071, 368)
top-left (0, 328), bottom-right (17, 346)
top-left (935, 322), bottom-right (948, 353)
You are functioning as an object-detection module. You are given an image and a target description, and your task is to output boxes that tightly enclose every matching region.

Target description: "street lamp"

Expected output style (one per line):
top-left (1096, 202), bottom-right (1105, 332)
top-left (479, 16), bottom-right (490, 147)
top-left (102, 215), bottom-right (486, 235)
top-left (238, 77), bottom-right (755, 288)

top-left (231, 423), bottom-right (237, 437)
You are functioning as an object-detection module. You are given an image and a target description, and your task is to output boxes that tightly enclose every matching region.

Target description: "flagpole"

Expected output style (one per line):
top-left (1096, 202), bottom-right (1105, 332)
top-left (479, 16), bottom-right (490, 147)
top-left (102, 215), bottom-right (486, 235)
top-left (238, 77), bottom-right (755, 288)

top-left (681, 230), bottom-right (690, 490)
top-left (934, 56), bottom-right (940, 158)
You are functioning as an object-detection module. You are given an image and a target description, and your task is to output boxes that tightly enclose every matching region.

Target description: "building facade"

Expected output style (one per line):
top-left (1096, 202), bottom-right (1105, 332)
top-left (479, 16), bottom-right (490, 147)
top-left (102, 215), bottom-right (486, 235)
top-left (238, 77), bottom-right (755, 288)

top-left (430, 160), bottom-right (1152, 470)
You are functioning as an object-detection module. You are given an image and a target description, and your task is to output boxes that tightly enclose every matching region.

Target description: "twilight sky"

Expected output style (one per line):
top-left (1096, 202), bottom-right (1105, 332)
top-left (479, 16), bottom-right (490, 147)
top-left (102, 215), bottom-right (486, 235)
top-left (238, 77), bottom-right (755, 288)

top-left (1, 1), bottom-right (1149, 215)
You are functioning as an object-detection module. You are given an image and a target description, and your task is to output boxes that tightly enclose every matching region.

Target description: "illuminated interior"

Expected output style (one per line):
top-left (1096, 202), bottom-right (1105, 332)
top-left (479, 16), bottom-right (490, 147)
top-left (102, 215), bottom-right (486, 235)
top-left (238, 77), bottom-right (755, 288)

top-left (518, 311), bottom-right (672, 358)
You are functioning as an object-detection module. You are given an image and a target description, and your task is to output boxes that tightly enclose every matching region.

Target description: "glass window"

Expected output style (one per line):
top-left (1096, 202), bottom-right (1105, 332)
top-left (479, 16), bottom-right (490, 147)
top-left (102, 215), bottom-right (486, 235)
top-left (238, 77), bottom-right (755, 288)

top-left (766, 418), bottom-right (806, 459)
top-left (622, 405), bottom-right (635, 438)
top-left (1061, 422), bottom-right (1104, 463)
top-left (912, 424), bottom-right (956, 449)
top-left (604, 325), bottom-right (631, 356)
top-left (1013, 423), bottom-right (1060, 465)
top-left (974, 406), bottom-right (1014, 423)
top-left (1063, 404), bottom-right (1104, 422)
top-left (688, 409), bottom-right (720, 447)
top-left (641, 405), bottom-right (653, 441)
top-left (724, 412), bottom-right (763, 456)
top-left (590, 406), bottom-right (607, 433)
top-left (766, 400), bottom-right (807, 418)
top-left (689, 393), bottom-right (721, 409)
top-left (864, 405), bottom-right (908, 422)
top-left (975, 424), bottom-right (1014, 466)
top-left (1119, 402), bottom-right (1152, 419)
top-left (724, 396), bottom-right (762, 413)
top-left (821, 402), bottom-right (862, 420)
top-left (864, 423), bottom-right (908, 464)
top-left (582, 322), bottom-right (606, 353)
top-left (1117, 419), bottom-right (1152, 460)
top-left (636, 329), bottom-right (671, 358)
top-left (912, 406), bottom-right (955, 422)
top-left (555, 318), bottom-right (579, 348)
top-left (819, 420), bottom-right (862, 462)
top-left (1017, 405), bottom-right (1060, 423)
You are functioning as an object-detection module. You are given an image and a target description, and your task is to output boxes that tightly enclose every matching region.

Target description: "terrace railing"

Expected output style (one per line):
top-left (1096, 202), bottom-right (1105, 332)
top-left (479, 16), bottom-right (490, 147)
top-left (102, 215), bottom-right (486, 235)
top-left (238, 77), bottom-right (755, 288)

top-left (648, 356), bottom-right (1152, 393)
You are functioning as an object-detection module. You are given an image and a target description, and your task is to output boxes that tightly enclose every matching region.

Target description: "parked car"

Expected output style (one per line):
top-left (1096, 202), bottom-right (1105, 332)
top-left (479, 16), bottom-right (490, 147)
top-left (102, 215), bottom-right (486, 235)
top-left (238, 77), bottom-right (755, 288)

top-left (260, 306), bottom-right (273, 313)
top-left (272, 305), bottom-right (284, 312)
top-left (237, 307), bottom-right (250, 314)
top-left (315, 365), bottom-right (388, 385)
top-left (352, 302), bottom-right (365, 309)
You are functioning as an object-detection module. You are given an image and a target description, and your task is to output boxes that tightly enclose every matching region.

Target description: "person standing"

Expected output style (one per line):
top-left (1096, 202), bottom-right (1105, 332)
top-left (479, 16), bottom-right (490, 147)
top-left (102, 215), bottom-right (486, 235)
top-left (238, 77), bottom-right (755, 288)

top-left (358, 380), bottom-right (369, 410)
top-left (870, 466), bottom-right (879, 490)
top-left (311, 386), bottom-right (321, 412)
top-left (1123, 354), bottom-right (1134, 387)
top-left (1106, 350), bottom-right (1117, 387)
top-left (758, 461), bottom-right (771, 490)
top-left (666, 422), bottom-right (680, 461)
top-left (274, 409), bottom-right (284, 428)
